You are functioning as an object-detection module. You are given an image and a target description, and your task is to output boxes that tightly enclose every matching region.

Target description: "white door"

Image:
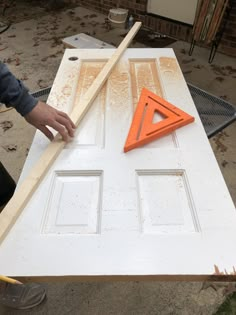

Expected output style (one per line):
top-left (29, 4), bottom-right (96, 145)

top-left (1, 48), bottom-right (236, 279)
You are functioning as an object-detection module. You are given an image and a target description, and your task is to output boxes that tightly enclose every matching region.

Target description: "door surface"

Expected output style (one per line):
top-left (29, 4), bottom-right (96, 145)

top-left (0, 48), bottom-right (236, 279)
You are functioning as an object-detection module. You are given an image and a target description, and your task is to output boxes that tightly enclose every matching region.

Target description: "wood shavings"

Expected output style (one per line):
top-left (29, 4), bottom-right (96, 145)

top-left (214, 264), bottom-right (236, 276)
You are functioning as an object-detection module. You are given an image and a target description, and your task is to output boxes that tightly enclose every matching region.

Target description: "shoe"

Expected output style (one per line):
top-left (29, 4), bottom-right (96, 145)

top-left (0, 282), bottom-right (46, 310)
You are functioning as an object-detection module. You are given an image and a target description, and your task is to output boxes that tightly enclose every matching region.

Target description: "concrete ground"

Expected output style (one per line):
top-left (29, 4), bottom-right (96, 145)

top-left (0, 2), bottom-right (235, 314)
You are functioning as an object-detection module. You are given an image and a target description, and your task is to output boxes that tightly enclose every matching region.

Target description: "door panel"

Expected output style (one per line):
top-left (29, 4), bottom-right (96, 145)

top-left (137, 170), bottom-right (198, 234)
top-left (42, 170), bottom-right (103, 235)
top-left (1, 48), bottom-right (236, 279)
top-left (74, 61), bottom-right (106, 147)
top-left (129, 59), bottom-right (176, 148)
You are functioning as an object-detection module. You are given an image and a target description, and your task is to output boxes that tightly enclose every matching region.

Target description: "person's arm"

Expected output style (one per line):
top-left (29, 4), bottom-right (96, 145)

top-left (0, 61), bottom-right (37, 116)
top-left (0, 62), bottom-right (75, 141)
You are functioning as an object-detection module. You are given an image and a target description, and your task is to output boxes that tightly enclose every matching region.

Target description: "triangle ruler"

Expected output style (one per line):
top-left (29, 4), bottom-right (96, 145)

top-left (124, 88), bottom-right (194, 152)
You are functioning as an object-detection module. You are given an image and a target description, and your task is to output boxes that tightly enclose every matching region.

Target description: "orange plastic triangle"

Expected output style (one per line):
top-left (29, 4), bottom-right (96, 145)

top-left (124, 88), bottom-right (194, 152)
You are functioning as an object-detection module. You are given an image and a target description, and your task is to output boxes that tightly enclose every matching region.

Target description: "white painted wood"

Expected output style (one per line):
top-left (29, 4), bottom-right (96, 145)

top-left (1, 48), bottom-right (236, 279)
top-left (0, 22), bottom-right (141, 245)
top-left (62, 33), bottom-right (115, 49)
top-left (147, 0), bottom-right (198, 25)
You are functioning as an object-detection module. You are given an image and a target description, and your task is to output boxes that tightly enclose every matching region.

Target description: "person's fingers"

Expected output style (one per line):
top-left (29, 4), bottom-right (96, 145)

top-left (24, 101), bottom-right (76, 142)
top-left (56, 115), bottom-right (75, 137)
top-left (48, 120), bottom-right (69, 141)
top-left (37, 125), bottom-right (54, 141)
top-left (57, 111), bottom-right (76, 129)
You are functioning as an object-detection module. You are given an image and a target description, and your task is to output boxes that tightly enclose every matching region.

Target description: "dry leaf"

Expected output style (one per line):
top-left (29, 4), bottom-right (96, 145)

top-left (0, 120), bottom-right (13, 132)
top-left (2, 144), bottom-right (17, 152)
top-left (15, 57), bottom-right (20, 66)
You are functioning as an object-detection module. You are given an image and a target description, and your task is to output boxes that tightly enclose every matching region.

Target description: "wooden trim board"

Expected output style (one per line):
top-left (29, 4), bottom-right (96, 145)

top-left (14, 274), bottom-right (236, 283)
top-left (0, 22), bottom-right (142, 244)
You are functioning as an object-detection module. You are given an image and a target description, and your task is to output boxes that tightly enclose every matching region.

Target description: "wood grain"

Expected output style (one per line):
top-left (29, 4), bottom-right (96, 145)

top-left (205, 0), bottom-right (226, 43)
top-left (193, 0), bottom-right (212, 41)
top-left (208, 0), bottom-right (228, 43)
top-left (14, 274), bottom-right (236, 283)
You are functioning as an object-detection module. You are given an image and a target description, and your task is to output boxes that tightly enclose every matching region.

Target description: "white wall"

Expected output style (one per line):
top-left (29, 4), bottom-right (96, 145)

top-left (147, 0), bottom-right (198, 25)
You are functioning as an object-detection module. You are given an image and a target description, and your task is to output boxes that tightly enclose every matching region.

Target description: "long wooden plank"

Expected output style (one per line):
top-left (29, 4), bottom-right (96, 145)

top-left (0, 22), bottom-right (142, 244)
top-left (193, 0), bottom-right (212, 41)
top-left (192, 0), bottom-right (204, 35)
top-left (200, 0), bottom-right (218, 41)
top-left (205, 0), bottom-right (226, 43)
top-left (208, 0), bottom-right (228, 43)
top-left (14, 274), bottom-right (236, 283)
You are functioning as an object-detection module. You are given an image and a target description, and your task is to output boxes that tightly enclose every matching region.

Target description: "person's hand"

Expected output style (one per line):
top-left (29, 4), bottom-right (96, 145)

top-left (25, 101), bottom-right (76, 142)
